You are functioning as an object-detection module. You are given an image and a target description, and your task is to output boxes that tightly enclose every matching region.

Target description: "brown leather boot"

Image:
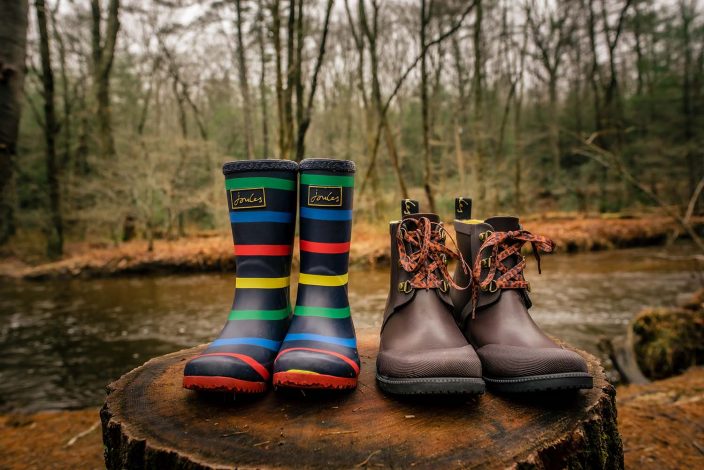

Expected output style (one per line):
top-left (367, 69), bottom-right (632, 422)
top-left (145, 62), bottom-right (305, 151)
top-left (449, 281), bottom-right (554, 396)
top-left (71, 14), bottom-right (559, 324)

top-left (376, 200), bottom-right (484, 395)
top-left (451, 198), bottom-right (593, 392)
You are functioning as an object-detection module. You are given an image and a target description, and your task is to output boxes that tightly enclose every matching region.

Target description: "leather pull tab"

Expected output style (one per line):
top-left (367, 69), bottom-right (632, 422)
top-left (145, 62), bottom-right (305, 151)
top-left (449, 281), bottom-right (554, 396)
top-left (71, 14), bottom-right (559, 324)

top-left (401, 199), bottom-right (419, 216)
top-left (455, 197), bottom-right (472, 219)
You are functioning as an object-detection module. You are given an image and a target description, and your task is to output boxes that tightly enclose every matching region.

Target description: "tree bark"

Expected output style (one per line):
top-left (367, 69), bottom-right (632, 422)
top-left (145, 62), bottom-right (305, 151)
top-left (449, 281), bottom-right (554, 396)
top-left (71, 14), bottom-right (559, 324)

top-left (293, 0), bottom-right (304, 160)
top-left (473, 0), bottom-right (486, 211)
top-left (36, 0), bottom-right (63, 258)
top-left (269, 0), bottom-right (286, 158)
top-left (256, 0), bottom-right (270, 157)
top-left (420, 0), bottom-right (436, 213)
top-left (283, 0), bottom-right (296, 159)
top-left (235, 0), bottom-right (255, 159)
top-left (0, 0), bottom-right (29, 244)
top-left (90, 0), bottom-right (120, 159)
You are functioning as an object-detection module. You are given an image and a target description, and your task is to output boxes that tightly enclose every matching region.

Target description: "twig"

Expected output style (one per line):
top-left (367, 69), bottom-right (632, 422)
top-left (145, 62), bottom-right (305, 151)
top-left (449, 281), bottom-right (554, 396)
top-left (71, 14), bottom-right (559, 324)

top-left (221, 431), bottom-right (247, 437)
top-left (693, 441), bottom-right (704, 456)
top-left (684, 177), bottom-right (704, 224)
top-left (65, 420), bottom-right (100, 447)
top-left (322, 430), bottom-right (358, 435)
top-left (253, 440), bottom-right (270, 447)
top-left (356, 449), bottom-right (381, 467)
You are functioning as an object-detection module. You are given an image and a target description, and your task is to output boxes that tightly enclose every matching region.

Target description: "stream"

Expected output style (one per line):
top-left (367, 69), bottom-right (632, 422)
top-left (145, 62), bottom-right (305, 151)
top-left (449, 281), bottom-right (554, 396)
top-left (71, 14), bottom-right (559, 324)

top-left (0, 243), bottom-right (700, 412)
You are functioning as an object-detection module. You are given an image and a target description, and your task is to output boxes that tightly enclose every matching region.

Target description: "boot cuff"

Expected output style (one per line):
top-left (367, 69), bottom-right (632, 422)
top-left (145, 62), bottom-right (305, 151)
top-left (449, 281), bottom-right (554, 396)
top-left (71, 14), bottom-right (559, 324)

top-left (222, 159), bottom-right (298, 175)
top-left (300, 158), bottom-right (356, 173)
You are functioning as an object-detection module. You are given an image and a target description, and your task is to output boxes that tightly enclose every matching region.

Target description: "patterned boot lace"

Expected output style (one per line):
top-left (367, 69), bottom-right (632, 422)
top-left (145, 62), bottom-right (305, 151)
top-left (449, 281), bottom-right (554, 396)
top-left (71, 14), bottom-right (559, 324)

top-left (470, 229), bottom-right (555, 317)
top-left (396, 217), bottom-right (470, 292)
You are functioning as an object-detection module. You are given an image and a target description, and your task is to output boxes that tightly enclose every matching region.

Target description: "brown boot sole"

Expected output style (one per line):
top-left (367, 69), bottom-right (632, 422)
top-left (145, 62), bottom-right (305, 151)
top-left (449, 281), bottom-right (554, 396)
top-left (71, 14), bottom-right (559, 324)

top-left (376, 374), bottom-right (485, 395)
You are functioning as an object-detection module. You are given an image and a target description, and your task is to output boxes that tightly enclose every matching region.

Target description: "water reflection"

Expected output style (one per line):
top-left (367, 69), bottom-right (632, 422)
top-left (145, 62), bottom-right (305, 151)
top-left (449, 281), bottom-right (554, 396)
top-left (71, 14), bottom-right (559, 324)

top-left (0, 243), bottom-right (700, 412)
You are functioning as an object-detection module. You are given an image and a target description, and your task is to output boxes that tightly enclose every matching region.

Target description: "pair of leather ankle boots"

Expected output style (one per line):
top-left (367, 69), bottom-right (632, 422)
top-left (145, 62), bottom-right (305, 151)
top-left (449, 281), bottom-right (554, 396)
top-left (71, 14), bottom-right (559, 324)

top-left (183, 159), bottom-right (360, 393)
top-left (376, 198), bottom-right (593, 394)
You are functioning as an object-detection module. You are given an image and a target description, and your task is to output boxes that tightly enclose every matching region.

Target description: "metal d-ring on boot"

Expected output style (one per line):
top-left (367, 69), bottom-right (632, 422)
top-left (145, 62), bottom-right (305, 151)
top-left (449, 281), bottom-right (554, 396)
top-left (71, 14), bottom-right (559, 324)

top-left (375, 200), bottom-right (485, 395)
top-left (273, 159), bottom-right (360, 390)
top-left (451, 197), bottom-right (593, 393)
top-left (183, 159), bottom-right (298, 393)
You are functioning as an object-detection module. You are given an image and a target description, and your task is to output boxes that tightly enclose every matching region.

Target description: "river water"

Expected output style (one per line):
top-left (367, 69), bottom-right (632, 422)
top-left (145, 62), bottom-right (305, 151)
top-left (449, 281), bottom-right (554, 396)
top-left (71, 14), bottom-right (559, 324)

top-left (0, 243), bottom-right (700, 412)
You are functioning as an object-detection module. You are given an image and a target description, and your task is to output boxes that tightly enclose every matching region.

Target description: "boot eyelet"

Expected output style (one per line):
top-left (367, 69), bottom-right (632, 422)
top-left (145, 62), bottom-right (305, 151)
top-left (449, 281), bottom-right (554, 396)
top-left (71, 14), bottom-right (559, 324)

top-left (479, 230), bottom-right (493, 242)
top-left (480, 257), bottom-right (490, 268)
top-left (398, 280), bottom-right (413, 294)
top-left (481, 280), bottom-right (498, 293)
top-left (439, 280), bottom-right (449, 293)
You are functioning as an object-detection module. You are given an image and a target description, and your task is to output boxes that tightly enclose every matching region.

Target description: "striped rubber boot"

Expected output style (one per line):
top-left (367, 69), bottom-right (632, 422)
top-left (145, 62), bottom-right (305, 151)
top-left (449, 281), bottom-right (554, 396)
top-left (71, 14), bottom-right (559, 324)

top-left (273, 158), bottom-right (360, 390)
top-left (183, 159), bottom-right (298, 393)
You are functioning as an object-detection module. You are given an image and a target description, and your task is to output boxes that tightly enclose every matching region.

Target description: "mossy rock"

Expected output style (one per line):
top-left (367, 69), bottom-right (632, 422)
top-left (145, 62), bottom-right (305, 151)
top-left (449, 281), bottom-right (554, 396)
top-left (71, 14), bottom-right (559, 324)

top-left (632, 304), bottom-right (704, 380)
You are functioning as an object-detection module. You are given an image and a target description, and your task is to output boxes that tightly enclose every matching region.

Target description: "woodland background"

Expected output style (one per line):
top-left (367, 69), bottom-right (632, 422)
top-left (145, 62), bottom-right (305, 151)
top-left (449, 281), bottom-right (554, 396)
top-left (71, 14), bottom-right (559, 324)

top-left (1, 0), bottom-right (703, 260)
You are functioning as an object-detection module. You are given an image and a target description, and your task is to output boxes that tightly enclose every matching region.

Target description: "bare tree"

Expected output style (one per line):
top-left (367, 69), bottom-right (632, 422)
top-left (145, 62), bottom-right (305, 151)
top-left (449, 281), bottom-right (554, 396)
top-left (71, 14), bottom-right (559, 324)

top-left (269, 0), bottom-right (286, 157)
top-left (234, 0), bottom-right (255, 159)
top-left (420, 0), bottom-right (436, 212)
top-left (35, 0), bottom-right (63, 257)
top-left (256, 0), bottom-right (270, 156)
top-left (0, 0), bottom-right (29, 244)
top-left (472, 0), bottom-right (486, 209)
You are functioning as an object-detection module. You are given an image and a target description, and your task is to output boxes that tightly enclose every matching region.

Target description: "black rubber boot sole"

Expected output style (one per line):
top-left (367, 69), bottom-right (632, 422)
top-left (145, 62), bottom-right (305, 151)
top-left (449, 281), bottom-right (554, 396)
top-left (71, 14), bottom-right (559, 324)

top-left (484, 372), bottom-right (593, 393)
top-left (376, 374), bottom-right (486, 395)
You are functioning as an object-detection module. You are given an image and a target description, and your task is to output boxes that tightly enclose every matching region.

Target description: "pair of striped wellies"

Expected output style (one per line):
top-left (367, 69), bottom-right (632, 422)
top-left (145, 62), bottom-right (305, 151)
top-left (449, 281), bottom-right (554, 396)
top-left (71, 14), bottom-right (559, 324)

top-left (183, 159), bottom-right (360, 393)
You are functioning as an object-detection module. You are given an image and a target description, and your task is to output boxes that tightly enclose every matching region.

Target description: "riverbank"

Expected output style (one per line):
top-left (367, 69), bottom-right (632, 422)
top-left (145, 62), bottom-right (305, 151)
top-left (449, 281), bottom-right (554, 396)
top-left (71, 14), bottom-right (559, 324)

top-left (1, 367), bottom-right (702, 469)
top-left (0, 214), bottom-right (701, 280)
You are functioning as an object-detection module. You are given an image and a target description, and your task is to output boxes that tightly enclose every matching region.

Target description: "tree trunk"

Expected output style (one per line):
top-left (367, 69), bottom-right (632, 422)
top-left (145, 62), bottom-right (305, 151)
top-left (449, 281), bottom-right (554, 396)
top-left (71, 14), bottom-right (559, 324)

top-left (293, 0), bottom-right (304, 160)
top-left (102, 332), bottom-right (623, 469)
top-left (235, 0), bottom-right (255, 160)
top-left (473, 0), bottom-right (486, 212)
top-left (451, 35), bottom-right (467, 190)
top-left (36, 0), bottom-right (63, 258)
top-left (383, 118), bottom-right (409, 199)
top-left (514, 91), bottom-right (524, 214)
top-left (90, 0), bottom-right (120, 158)
top-left (283, 0), bottom-right (296, 159)
top-left (548, 75), bottom-right (560, 180)
top-left (420, 0), bottom-right (436, 213)
top-left (256, 0), bottom-right (270, 157)
top-left (0, 0), bottom-right (29, 244)
top-left (270, 0), bottom-right (286, 158)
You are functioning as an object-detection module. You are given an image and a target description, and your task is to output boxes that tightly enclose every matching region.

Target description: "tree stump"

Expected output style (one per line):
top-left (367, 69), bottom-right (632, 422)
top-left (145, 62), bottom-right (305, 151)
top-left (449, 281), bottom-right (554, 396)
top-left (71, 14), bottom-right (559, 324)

top-left (101, 331), bottom-right (623, 469)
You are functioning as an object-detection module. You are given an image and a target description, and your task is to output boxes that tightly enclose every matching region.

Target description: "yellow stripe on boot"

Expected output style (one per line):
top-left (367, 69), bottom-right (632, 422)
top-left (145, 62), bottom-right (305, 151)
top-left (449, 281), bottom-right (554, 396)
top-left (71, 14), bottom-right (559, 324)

top-left (298, 273), bottom-right (349, 287)
top-left (235, 277), bottom-right (291, 289)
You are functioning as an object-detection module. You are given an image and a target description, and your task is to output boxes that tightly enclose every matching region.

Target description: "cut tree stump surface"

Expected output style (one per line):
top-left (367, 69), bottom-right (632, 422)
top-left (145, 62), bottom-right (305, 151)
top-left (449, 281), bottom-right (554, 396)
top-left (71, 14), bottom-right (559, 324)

top-left (101, 330), bottom-right (623, 469)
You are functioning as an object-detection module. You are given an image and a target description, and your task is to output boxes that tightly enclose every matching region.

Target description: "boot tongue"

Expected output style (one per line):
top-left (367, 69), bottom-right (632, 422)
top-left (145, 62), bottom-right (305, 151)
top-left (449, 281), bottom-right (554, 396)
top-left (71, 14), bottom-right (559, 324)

top-left (402, 212), bottom-right (440, 223)
top-left (484, 216), bottom-right (520, 232)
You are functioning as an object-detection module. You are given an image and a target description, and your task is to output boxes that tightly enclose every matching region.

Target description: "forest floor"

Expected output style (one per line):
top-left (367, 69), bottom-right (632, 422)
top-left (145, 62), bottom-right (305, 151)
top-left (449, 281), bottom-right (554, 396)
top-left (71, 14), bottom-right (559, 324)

top-left (0, 368), bottom-right (702, 469)
top-left (0, 214), bottom-right (701, 280)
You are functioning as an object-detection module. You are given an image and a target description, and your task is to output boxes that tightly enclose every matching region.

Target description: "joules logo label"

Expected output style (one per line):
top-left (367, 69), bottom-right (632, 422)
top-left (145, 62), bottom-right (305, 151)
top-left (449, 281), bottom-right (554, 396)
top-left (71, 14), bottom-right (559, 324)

top-left (308, 186), bottom-right (342, 207)
top-left (230, 188), bottom-right (266, 209)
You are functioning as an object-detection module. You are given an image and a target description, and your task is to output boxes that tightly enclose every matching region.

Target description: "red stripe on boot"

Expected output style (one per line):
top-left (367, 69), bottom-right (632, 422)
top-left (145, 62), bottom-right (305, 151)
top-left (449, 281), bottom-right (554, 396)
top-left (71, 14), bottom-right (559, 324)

top-left (194, 353), bottom-right (271, 380)
top-left (300, 240), bottom-right (351, 254)
top-left (234, 244), bottom-right (292, 256)
top-left (275, 347), bottom-right (360, 375)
